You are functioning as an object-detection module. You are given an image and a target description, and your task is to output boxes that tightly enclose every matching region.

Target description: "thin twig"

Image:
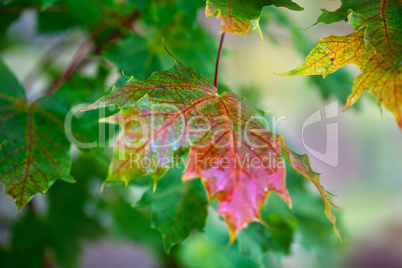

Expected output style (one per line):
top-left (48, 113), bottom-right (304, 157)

top-left (46, 9), bottom-right (140, 96)
top-left (46, 26), bottom-right (103, 96)
top-left (214, 32), bottom-right (226, 89)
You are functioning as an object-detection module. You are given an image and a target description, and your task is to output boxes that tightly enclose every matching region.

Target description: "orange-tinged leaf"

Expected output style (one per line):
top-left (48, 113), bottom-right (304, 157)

top-left (84, 60), bottom-right (339, 241)
top-left (205, 0), bottom-right (303, 39)
top-left (279, 29), bottom-right (402, 128)
top-left (182, 91), bottom-right (291, 242)
top-left (315, 0), bottom-right (402, 69)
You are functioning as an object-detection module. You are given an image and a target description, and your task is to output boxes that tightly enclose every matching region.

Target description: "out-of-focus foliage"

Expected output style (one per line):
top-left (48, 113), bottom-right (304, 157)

top-left (0, 0), bottom-right (352, 267)
top-left (0, 155), bottom-right (342, 268)
top-left (0, 155), bottom-right (105, 268)
top-left (136, 169), bottom-right (208, 253)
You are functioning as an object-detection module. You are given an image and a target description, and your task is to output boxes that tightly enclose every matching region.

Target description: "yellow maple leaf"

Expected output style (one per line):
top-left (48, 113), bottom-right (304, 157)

top-left (280, 29), bottom-right (402, 128)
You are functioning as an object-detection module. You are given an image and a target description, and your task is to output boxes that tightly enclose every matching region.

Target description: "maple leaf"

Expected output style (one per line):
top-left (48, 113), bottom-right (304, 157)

top-left (0, 60), bottom-right (109, 210)
top-left (205, 0), bottom-right (303, 39)
top-left (84, 59), bottom-right (339, 241)
top-left (0, 60), bottom-right (74, 210)
top-left (315, 0), bottom-right (401, 69)
top-left (279, 29), bottom-right (402, 128)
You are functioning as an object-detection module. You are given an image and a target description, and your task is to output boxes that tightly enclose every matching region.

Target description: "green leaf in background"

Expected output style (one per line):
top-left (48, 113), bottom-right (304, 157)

top-left (315, 0), bottom-right (401, 68)
top-left (0, 0), bottom-right (21, 50)
top-left (0, 58), bottom-right (116, 209)
top-left (44, 156), bottom-right (106, 268)
top-left (237, 214), bottom-right (294, 266)
top-left (39, 64), bottom-right (117, 163)
top-left (177, 210), bottom-right (259, 268)
top-left (236, 181), bottom-right (295, 266)
top-left (206, 0), bottom-right (303, 39)
top-left (286, 168), bottom-right (342, 267)
top-left (136, 166), bottom-right (208, 253)
top-left (41, 0), bottom-right (56, 9)
top-left (104, 0), bottom-right (216, 84)
top-left (163, 20), bottom-right (217, 79)
top-left (89, 155), bottom-right (181, 266)
top-left (0, 155), bottom-right (105, 268)
top-left (137, 0), bottom-right (177, 26)
top-left (0, 59), bottom-right (74, 210)
top-left (135, 0), bottom-right (205, 24)
top-left (38, 0), bottom-right (135, 33)
top-left (102, 34), bottom-right (164, 84)
top-left (176, 0), bottom-right (205, 21)
top-left (0, 213), bottom-right (50, 268)
top-left (1, 0), bottom-right (103, 34)
top-left (101, 188), bottom-right (165, 255)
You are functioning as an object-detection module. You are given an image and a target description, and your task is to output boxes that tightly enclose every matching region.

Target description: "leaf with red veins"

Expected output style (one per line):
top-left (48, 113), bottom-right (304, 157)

top-left (84, 62), bottom-right (217, 186)
top-left (315, 0), bottom-right (402, 69)
top-left (183, 92), bottom-right (291, 242)
top-left (82, 61), bottom-right (216, 111)
top-left (280, 29), bottom-right (402, 128)
top-left (0, 60), bottom-right (74, 210)
top-left (84, 60), bottom-right (338, 241)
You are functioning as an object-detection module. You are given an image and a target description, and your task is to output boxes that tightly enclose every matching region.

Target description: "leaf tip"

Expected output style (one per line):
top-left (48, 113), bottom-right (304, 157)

top-left (333, 223), bottom-right (342, 241)
top-left (121, 70), bottom-right (131, 79)
top-left (227, 226), bottom-right (237, 246)
top-left (276, 70), bottom-right (293, 77)
top-left (152, 181), bottom-right (157, 192)
top-left (100, 181), bottom-right (106, 193)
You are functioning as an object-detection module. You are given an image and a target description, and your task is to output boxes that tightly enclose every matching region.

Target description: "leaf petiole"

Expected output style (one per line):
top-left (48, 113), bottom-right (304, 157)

top-left (214, 32), bottom-right (226, 89)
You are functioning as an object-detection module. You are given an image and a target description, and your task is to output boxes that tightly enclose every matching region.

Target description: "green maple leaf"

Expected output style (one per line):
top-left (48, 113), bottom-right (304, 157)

top-left (205, 0), bottom-right (303, 39)
top-left (84, 58), bottom-right (339, 242)
top-left (0, 60), bottom-right (111, 210)
top-left (0, 60), bottom-right (74, 210)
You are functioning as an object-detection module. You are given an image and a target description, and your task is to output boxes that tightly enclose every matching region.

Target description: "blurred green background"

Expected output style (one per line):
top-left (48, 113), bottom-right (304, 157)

top-left (0, 0), bottom-right (401, 267)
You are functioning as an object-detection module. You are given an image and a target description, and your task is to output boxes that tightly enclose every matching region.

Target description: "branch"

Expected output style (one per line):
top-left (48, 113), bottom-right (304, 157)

top-left (46, 9), bottom-right (140, 96)
top-left (46, 27), bottom-right (102, 96)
